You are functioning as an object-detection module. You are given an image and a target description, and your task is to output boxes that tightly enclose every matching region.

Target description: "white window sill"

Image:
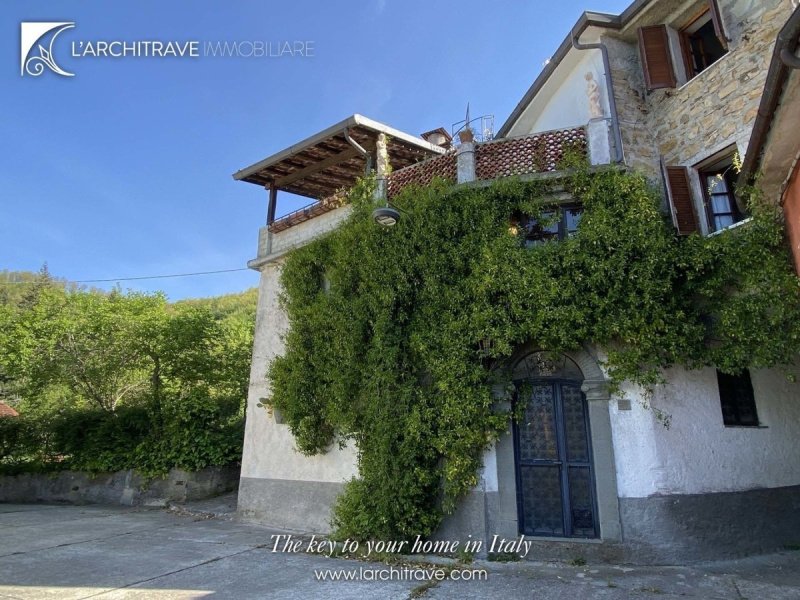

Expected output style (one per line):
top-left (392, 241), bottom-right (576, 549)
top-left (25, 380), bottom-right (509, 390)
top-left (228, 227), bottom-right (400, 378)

top-left (706, 216), bottom-right (752, 237)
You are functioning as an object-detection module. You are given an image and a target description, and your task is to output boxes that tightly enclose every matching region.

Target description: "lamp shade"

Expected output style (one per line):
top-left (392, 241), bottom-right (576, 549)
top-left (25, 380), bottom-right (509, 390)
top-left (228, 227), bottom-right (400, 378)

top-left (372, 206), bottom-right (401, 227)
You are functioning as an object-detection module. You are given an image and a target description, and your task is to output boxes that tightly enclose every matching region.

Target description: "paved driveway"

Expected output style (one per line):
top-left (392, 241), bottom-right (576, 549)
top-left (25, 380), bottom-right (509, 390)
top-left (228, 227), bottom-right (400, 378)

top-left (1, 503), bottom-right (799, 599)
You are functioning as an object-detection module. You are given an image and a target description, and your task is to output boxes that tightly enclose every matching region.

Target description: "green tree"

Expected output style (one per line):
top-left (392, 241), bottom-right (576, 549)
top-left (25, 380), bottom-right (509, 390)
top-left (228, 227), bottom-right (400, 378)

top-left (0, 280), bottom-right (256, 475)
top-left (2, 287), bottom-right (163, 412)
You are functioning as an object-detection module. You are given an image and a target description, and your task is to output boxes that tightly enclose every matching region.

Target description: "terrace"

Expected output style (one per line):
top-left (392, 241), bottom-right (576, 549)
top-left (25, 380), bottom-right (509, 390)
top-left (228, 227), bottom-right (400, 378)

top-left (234, 114), bottom-right (613, 266)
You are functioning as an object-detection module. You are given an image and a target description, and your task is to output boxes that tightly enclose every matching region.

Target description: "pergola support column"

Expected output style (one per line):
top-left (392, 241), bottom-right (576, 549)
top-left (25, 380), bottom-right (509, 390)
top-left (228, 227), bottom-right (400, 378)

top-left (373, 133), bottom-right (389, 201)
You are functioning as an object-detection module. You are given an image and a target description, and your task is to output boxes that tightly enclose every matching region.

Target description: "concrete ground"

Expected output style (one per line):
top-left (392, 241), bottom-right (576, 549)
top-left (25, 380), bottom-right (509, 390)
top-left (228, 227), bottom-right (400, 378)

top-left (1, 502), bottom-right (800, 599)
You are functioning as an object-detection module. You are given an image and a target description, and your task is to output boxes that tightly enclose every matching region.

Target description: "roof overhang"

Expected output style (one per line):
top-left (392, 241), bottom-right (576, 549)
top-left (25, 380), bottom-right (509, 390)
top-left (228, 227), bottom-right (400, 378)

top-left (233, 114), bottom-right (446, 200)
top-left (738, 6), bottom-right (800, 201)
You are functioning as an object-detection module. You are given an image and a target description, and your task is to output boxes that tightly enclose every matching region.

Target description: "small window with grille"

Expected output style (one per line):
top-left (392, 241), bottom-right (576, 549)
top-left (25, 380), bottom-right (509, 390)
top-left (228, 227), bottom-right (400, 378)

top-left (716, 369), bottom-right (759, 427)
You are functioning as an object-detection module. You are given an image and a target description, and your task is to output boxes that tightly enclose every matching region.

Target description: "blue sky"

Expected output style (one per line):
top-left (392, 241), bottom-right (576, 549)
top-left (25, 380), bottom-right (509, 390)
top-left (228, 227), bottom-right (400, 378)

top-left (2, 0), bottom-right (631, 300)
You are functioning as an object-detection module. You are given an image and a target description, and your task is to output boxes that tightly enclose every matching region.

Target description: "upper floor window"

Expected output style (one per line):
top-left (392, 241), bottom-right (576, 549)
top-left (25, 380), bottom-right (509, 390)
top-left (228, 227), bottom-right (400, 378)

top-left (663, 150), bottom-right (746, 236)
top-left (638, 0), bottom-right (729, 91)
top-left (700, 163), bottom-right (745, 232)
top-left (513, 206), bottom-right (583, 246)
top-left (680, 10), bottom-right (727, 77)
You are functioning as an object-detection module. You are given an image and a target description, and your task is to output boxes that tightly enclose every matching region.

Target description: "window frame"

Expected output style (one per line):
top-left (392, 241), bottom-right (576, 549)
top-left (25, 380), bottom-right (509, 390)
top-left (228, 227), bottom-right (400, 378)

top-left (699, 162), bottom-right (745, 233)
top-left (637, 0), bottom-right (729, 90)
top-left (678, 9), bottom-right (728, 79)
top-left (515, 205), bottom-right (584, 246)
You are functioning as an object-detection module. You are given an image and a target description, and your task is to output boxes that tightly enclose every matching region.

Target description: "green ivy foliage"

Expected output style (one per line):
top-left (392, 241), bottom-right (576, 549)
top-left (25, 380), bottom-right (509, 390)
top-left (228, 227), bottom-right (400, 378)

top-left (268, 166), bottom-right (800, 541)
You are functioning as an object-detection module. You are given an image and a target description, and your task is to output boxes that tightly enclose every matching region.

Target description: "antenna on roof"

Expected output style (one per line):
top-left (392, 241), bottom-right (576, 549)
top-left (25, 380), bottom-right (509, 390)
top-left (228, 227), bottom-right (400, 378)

top-left (451, 104), bottom-right (494, 145)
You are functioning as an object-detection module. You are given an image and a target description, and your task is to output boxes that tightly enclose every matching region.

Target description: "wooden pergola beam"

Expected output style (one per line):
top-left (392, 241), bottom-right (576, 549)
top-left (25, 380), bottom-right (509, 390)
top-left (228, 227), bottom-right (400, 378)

top-left (274, 147), bottom-right (364, 188)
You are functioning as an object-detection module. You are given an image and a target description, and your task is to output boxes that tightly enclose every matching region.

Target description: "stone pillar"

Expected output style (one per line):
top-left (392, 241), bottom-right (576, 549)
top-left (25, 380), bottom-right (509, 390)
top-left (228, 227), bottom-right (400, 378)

top-left (374, 132), bottom-right (389, 201)
top-left (457, 129), bottom-right (476, 184)
top-left (587, 117), bottom-right (613, 166)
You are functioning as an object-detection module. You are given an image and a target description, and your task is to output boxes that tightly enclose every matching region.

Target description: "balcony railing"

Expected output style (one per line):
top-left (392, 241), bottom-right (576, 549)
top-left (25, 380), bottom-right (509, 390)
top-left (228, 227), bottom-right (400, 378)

top-left (268, 189), bottom-right (348, 234)
top-left (474, 127), bottom-right (586, 179)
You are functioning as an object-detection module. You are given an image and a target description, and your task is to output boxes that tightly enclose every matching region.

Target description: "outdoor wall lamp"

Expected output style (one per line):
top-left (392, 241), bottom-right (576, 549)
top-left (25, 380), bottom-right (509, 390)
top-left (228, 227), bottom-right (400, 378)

top-left (372, 206), bottom-right (402, 227)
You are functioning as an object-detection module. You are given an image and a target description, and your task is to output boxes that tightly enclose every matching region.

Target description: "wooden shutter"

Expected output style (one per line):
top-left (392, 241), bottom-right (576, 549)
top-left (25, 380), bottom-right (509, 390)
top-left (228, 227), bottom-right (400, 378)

top-left (707, 0), bottom-right (729, 50)
top-left (638, 25), bottom-right (676, 90)
top-left (664, 166), bottom-right (699, 235)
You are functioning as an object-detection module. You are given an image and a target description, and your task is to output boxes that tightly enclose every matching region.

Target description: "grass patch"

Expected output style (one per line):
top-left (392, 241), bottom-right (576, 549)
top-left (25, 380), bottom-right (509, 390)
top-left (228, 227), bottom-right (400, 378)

top-left (784, 543), bottom-right (800, 551)
top-left (487, 551), bottom-right (520, 562)
top-left (456, 548), bottom-right (475, 564)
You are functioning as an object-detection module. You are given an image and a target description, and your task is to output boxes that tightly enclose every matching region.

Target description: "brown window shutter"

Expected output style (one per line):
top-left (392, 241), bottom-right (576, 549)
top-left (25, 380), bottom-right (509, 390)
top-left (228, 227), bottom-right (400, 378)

top-left (665, 166), bottom-right (699, 235)
top-left (638, 25), bottom-right (677, 90)
top-left (707, 0), bottom-right (729, 50)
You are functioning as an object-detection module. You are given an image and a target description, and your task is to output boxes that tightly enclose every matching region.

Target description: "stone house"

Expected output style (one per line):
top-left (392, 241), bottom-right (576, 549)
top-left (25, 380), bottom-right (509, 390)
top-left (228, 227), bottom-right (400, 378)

top-left (234, 0), bottom-right (800, 563)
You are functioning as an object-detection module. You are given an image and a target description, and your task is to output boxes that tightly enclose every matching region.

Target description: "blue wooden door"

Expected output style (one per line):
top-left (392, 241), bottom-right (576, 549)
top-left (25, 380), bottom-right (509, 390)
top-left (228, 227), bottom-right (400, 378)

top-left (514, 380), bottom-right (597, 538)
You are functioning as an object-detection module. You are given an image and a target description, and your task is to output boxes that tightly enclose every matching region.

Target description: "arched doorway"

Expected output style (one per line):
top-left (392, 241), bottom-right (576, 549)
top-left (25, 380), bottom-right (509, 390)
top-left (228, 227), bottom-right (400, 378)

top-left (512, 351), bottom-right (598, 538)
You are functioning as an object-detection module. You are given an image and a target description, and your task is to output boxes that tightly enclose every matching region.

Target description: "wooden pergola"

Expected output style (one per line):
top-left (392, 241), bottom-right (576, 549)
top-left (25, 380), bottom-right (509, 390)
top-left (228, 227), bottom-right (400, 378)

top-left (233, 114), bottom-right (446, 227)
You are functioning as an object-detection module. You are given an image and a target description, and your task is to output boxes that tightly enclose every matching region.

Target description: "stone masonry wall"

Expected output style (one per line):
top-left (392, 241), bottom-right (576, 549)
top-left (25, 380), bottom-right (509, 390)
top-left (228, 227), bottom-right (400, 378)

top-left (0, 465), bottom-right (239, 506)
top-left (252, 204), bottom-right (352, 263)
top-left (603, 35), bottom-right (660, 179)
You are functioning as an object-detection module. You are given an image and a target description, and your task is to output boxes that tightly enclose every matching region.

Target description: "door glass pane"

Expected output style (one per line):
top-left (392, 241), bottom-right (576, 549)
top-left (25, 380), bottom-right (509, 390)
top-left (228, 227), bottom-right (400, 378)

top-left (562, 385), bottom-right (589, 462)
top-left (568, 467), bottom-right (595, 537)
top-left (513, 352), bottom-right (582, 380)
top-left (520, 466), bottom-right (564, 536)
top-left (518, 384), bottom-right (557, 461)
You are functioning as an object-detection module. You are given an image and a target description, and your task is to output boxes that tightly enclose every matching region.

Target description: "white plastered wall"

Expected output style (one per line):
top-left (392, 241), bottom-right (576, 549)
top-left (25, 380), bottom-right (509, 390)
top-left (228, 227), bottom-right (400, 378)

top-left (241, 207), bottom-right (358, 484)
top-left (610, 365), bottom-right (800, 499)
top-left (505, 47), bottom-right (610, 137)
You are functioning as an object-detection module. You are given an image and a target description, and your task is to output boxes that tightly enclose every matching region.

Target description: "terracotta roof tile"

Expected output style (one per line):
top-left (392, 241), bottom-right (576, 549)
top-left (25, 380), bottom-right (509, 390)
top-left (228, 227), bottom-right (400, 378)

top-left (0, 402), bottom-right (19, 417)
